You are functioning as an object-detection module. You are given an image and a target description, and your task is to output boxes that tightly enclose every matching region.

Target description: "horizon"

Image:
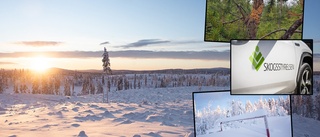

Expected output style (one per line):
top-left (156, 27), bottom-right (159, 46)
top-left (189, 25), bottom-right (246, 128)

top-left (0, 66), bottom-right (230, 72)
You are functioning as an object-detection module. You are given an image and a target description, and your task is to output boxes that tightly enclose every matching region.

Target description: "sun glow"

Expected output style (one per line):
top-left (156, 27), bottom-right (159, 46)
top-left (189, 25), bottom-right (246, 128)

top-left (29, 56), bottom-right (51, 72)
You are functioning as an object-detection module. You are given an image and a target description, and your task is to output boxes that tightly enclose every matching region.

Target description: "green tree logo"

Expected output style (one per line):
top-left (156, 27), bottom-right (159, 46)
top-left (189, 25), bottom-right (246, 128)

top-left (249, 46), bottom-right (265, 71)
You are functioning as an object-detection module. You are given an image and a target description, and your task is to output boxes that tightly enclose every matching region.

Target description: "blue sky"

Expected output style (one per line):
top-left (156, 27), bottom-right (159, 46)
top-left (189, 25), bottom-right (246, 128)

top-left (194, 91), bottom-right (289, 112)
top-left (303, 0), bottom-right (320, 53)
top-left (0, 0), bottom-right (224, 52)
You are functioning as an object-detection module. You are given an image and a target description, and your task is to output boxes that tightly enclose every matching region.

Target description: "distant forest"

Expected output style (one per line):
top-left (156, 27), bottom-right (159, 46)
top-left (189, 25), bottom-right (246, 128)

top-left (205, 0), bottom-right (303, 41)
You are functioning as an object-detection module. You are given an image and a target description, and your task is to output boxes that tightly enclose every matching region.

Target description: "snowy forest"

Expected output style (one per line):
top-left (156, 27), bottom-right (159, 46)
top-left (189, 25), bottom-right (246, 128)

top-left (195, 95), bottom-right (291, 136)
top-left (0, 68), bottom-right (230, 96)
top-left (289, 74), bottom-right (320, 137)
top-left (291, 73), bottom-right (320, 120)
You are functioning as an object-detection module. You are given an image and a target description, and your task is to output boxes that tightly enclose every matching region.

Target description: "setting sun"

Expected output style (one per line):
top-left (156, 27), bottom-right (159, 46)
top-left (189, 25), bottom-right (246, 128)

top-left (29, 56), bottom-right (51, 72)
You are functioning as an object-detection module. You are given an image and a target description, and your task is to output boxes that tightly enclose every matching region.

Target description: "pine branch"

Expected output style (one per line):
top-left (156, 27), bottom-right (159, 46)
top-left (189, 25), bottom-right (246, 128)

top-left (232, 0), bottom-right (247, 19)
top-left (260, 28), bottom-right (287, 39)
top-left (281, 18), bottom-right (303, 39)
top-left (260, 29), bottom-right (301, 39)
top-left (223, 17), bottom-right (243, 25)
top-left (215, 4), bottom-right (239, 17)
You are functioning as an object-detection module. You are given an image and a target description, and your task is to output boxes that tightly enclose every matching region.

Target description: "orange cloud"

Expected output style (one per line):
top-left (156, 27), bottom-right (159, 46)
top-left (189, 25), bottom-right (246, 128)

top-left (14, 41), bottom-right (63, 47)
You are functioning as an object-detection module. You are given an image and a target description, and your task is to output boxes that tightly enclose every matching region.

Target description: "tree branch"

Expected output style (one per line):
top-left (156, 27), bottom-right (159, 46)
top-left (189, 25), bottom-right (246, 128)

top-left (233, 0), bottom-right (247, 20)
top-left (281, 18), bottom-right (303, 39)
top-left (260, 28), bottom-right (302, 39)
top-left (260, 29), bottom-right (287, 39)
top-left (215, 4), bottom-right (239, 17)
top-left (223, 17), bottom-right (243, 25)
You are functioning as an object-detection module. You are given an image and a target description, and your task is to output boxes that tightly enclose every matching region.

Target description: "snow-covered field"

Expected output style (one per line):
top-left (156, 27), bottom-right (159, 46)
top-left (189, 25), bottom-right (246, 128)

top-left (292, 114), bottom-right (320, 137)
top-left (198, 116), bottom-right (292, 137)
top-left (0, 86), bottom-right (228, 137)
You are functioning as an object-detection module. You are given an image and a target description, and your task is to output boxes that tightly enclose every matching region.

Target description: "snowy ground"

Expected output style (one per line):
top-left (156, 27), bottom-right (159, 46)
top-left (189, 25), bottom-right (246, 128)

top-left (0, 86), bottom-right (228, 137)
top-left (292, 114), bottom-right (320, 137)
top-left (198, 116), bottom-right (292, 137)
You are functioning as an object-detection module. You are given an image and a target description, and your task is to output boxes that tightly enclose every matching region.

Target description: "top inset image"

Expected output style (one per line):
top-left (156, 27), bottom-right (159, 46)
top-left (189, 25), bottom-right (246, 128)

top-left (204, 0), bottom-right (304, 42)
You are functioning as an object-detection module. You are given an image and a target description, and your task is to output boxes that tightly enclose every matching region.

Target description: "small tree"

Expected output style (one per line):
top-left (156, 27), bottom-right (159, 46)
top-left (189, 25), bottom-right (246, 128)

top-left (0, 78), bottom-right (4, 94)
top-left (89, 82), bottom-right (96, 94)
top-left (102, 47), bottom-right (112, 103)
top-left (81, 78), bottom-right (89, 95)
top-left (32, 78), bottom-right (40, 94)
top-left (14, 81), bottom-right (19, 94)
top-left (64, 79), bottom-right (71, 96)
top-left (20, 83), bottom-right (27, 93)
top-left (96, 81), bottom-right (103, 94)
top-left (54, 77), bottom-right (61, 95)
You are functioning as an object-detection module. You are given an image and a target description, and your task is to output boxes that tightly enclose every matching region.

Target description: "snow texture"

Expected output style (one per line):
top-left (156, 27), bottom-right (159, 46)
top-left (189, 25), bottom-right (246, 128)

top-left (0, 86), bottom-right (228, 137)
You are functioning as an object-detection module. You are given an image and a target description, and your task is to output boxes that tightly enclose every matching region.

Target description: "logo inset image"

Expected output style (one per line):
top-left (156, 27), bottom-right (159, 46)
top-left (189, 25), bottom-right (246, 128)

top-left (249, 46), bottom-right (265, 71)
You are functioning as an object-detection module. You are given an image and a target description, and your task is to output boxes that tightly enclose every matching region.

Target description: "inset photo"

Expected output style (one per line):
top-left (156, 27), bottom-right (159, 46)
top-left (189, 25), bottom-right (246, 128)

top-left (231, 39), bottom-right (313, 94)
top-left (193, 91), bottom-right (292, 137)
top-left (204, 0), bottom-right (304, 42)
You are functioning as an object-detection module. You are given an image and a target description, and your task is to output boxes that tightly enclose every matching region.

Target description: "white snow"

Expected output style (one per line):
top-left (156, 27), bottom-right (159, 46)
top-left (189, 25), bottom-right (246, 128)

top-left (199, 116), bottom-right (291, 137)
top-left (219, 109), bottom-right (267, 123)
top-left (0, 86), bottom-right (228, 137)
top-left (292, 114), bottom-right (320, 137)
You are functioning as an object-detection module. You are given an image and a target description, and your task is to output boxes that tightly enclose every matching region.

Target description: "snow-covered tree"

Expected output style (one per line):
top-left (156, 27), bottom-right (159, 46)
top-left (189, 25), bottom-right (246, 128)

top-left (89, 82), bottom-right (95, 94)
top-left (102, 47), bottom-right (112, 75)
top-left (305, 96), bottom-right (313, 118)
top-left (245, 100), bottom-right (255, 113)
top-left (96, 81), bottom-right (103, 94)
top-left (48, 79), bottom-right (54, 95)
top-left (0, 78), bottom-right (4, 94)
top-left (32, 78), bottom-right (40, 94)
top-left (133, 74), bottom-right (137, 89)
top-left (13, 81), bottom-right (19, 94)
top-left (41, 77), bottom-right (48, 94)
top-left (231, 100), bottom-right (245, 116)
top-left (315, 93), bottom-right (320, 121)
top-left (102, 47), bottom-right (112, 103)
top-left (19, 83), bottom-right (27, 94)
top-left (64, 79), bottom-right (71, 96)
top-left (54, 77), bottom-right (61, 95)
top-left (81, 78), bottom-right (89, 95)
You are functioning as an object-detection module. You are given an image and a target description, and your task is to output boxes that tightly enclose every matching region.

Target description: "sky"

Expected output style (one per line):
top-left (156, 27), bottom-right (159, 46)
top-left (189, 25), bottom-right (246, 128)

top-left (0, 0), bottom-right (229, 71)
top-left (0, 0), bottom-right (319, 71)
top-left (193, 91), bottom-right (290, 112)
top-left (303, 0), bottom-right (320, 71)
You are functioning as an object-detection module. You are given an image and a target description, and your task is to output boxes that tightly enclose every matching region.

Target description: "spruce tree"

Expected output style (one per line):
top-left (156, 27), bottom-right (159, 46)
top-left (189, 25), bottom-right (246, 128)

top-left (0, 78), bottom-right (4, 94)
top-left (102, 47), bottom-right (112, 102)
top-left (96, 81), bottom-right (103, 94)
top-left (54, 77), bottom-right (61, 95)
top-left (102, 47), bottom-right (112, 74)
top-left (64, 79), bottom-right (71, 96)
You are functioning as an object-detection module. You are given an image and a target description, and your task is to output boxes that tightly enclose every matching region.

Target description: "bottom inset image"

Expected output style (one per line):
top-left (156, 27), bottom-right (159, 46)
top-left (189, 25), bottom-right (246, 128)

top-left (193, 91), bottom-right (292, 137)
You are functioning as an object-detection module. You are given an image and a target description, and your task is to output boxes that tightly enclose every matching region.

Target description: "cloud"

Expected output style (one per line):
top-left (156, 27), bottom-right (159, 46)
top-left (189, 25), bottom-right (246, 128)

top-left (110, 50), bottom-right (229, 60)
top-left (171, 40), bottom-right (204, 44)
top-left (314, 40), bottom-right (320, 44)
top-left (0, 50), bottom-right (230, 61)
top-left (0, 62), bottom-right (16, 64)
top-left (313, 53), bottom-right (320, 60)
top-left (172, 40), bottom-right (229, 46)
top-left (119, 39), bottom-right (170, 49)
top-left (100, 41), bottom-right (110, 45)
top-left (14, 41), bottom-right (63, 47)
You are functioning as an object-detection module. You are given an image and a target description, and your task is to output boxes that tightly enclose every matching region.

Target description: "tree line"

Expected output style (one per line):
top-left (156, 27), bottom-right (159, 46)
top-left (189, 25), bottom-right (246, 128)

top-left (0, 69), bottom-right (230, 95)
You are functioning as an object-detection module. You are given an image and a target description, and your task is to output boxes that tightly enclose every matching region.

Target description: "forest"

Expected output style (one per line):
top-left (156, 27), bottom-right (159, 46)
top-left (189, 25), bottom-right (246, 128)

top-left (205, 0), bottom-right (303, 41)
top-left (0, 68), bottom-right (230, 96)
